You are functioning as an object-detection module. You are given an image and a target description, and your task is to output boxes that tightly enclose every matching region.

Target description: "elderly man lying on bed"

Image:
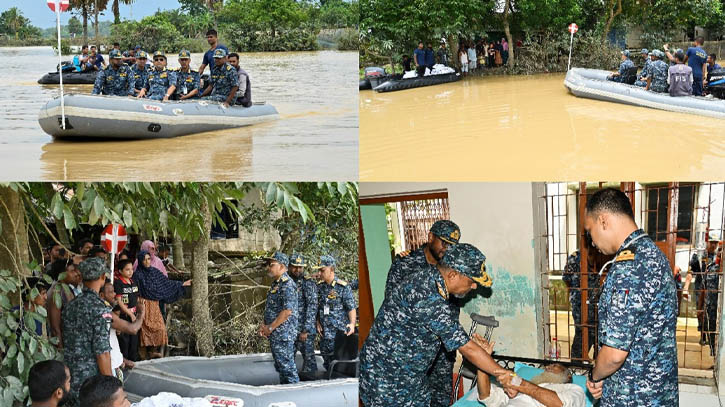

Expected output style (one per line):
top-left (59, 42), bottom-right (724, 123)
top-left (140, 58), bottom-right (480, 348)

top-left (472, 335), bottom-right (586, 407)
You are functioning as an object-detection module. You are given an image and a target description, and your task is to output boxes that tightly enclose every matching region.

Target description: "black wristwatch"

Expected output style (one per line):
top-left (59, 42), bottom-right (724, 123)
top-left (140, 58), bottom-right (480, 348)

top-left (588, 368), bottom-right (599, 382)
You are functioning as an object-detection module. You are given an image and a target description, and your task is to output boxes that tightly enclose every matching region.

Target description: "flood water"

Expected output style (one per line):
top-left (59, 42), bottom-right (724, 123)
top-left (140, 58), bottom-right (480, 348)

top-left (0, 47), bottom-right (358, 181)
top-left (360, 73), bottom-right (725, 181)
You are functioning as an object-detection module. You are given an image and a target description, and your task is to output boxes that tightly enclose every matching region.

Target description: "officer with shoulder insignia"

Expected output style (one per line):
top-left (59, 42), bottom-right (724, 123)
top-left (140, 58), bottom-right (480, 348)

top-left (288, 253), bottom-right (319, 376)
top-left (315, 255), bottom-right (356, 370)
top-left (646, 50), bottom-right (669, 93)
top-left (200, 48), bottom-right (239, 107)
top-left (583, 188), bottom-right (678, 406)
top-left (91, 49), bottom-right (134, 97)
top-left (137, 51), bottom-right (177, 101)
top-left (382, 219), bottom-right (462, 407)
top-left (704, 239), bottom-right (722, 356)
top-left (61, 257), bottom-right (114, 407)
top-left (607, 50), bottom-right (635, 82)
top-left (259, 252), bottom-right (299, 384)
top-left (130, 50), bottom-right (150, 97)
top-left (360, 243), bottom-right (506, 407)
top-left (175, 50), bottom-right (201, 100)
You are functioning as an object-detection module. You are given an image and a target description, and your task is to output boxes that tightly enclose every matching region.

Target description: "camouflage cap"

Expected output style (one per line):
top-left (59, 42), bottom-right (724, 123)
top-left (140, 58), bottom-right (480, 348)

top-left (621, 50), bottom-right (630, 57)
top-left (313, 255), bottom-right (336, 269)
top-left (134, 45), bottom-right (142, 50)
top-left (430, 220), bottom-right (461, 245)
top-left (213, 48), bottom-right (228, 58)
top-left (266, 251), bottom-right (289, 267)
top-left (109, 49), bottom-right (123, 59)
top-left (440, 243), bottom-right (492, 287)
top-left (640, 48), bottom-right (649, 55)
top-left (136, 50), bottom-right (148, 59)
top-left (79, 257), bottom-right (109, 281)
top-left (289, 253), bottom-right (306, 267)
top-left (178, 50), bottom-right (191, 59)
top-left (653, 49), bottom-right (663, 58)
top-left (153, 51), bottom-right (166, 59)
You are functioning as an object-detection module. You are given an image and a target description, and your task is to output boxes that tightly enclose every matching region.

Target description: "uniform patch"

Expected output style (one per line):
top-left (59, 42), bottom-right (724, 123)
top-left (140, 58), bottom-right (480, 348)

top-left (615, 250), bottom-right (635, 262)
top-left (437, 282), bottom-right (447, 299)
top-left (338, 280), bottom-right (348, 286)
top-left (328, 291), bottom-right (337, 299)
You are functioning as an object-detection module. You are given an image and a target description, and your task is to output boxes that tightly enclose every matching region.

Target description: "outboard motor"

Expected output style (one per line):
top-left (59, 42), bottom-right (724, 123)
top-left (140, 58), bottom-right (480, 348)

top-left (706, 68), bottom-right (725, 99)
top-left (365, 66), bottom-right (387, 89)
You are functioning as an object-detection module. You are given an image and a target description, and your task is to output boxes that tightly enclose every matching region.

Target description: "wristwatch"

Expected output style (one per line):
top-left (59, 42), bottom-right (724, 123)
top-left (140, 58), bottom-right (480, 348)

top-left (588, 368), bottom-right (599, 382)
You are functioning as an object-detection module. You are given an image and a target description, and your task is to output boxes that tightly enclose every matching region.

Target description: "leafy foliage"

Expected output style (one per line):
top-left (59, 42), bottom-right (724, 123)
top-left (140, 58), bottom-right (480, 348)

top-left (0, 7), bottom-right (43, 40)
top-left (0, 268), bottom-right (59, 406)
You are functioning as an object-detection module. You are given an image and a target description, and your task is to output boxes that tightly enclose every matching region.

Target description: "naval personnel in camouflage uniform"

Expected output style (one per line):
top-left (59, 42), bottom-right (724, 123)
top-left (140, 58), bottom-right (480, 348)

top-left (138, 51), bottom-right (177, 101)
top-left (315, 255), bottom-right (356, 370)
top-left (201, 48), bottom-right (239, 103)
top-left (634, 49), bottom-right (652, 87)
top-left (562, 250), bottom-right (600, 359)
top-left (704, 247), bottom-right (722, 356)
top-left (596, 228), bottom-right (678, 406)
top-left (288, 253), bottom-right (319, 375)
top-left (608, 50), bottom-right (635, 83)
top-left (175, 50), bottom-right (201, 100)
top-left (382, 219), bottom-right (463, 407)
top-left (91, 49), bottom-right (134, 96)
top-left (647, 51), bottom-right (669, 93)
top-left (261, 252), bottom-right (299, 384)
top-left (360, 243), bottom-right (493, 407)
top-left (61, 257), bottom-right (113, 407)
top-left (131, 50), bottom-right (150, 96)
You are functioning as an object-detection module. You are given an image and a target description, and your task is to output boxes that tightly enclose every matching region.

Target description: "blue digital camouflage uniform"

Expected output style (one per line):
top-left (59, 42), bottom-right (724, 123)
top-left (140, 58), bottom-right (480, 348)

top-left (206, 62), bottom-right (239, 102)
top-left (91, 51), bottom-right (134, 97)
top-left (649, 59), bottom-right (669, 93)
top-left (175, 68), bottom-right (201, 99)
top-left (597, 229), bottom-right (678, 407)
top-left (289, 253), bottom-right (319, 374)
top-left (144, 66), bottom-right (177, 101)
top-left (131, 63), bottom-right (150, 95)
top-left (634, 58), bottom-right (653, 87)
top-left (562, 251), bottom-right (599, 359)
top-left (704, 259), bottom-right (721, 356)
top-left (610, 57), bottom-right (635, 83)
top-left (317, 276), bottom-right (356, 369)
top-left (61, 258), bottom-right (113, 407)
top-left (264, 265), bottom-right (300, 384)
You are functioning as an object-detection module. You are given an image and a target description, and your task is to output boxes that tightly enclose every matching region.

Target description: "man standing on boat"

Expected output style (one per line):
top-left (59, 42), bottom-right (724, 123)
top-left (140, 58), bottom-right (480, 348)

top-left (91, 49), bottom-right (134, 97)
top-left (137, 52), bottom-right (178, 101)
top-left (414, 42), bottom-right (427, 77)
top-left (289, 254), bottom-right (319, 377)
top-left (437, 41), bottom-right (449, 66)
top-left (131, 51), bottom-right (150, 97)
top-left (175, 50), bottom-right (201, 100)
top-left (260, 252), bottom-right (300, 384)
top-left (200, 49), bottom-right (239, 107)
top-left (198, 29), bottom-right (229, 76)
top-left (228, 52), bottom-right (253, 107)
top-left (315, 255), bottom-right (356, 371)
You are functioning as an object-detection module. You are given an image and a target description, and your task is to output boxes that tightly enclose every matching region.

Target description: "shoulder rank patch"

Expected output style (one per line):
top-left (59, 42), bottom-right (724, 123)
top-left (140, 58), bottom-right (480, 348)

top-left (615, 250), bottom-right (635, 262)
top-left (226, 65), bottom-right (232, 70)
top-left (437, 282), bottom-right (447, 300)
top-left (280, 276), bottom-right (288, 283)
top-left (337, 280), bottom-right (348, 286)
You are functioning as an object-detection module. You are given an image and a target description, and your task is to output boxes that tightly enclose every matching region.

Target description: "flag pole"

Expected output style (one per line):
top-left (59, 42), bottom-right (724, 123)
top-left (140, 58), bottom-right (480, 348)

top-left (55, 0), bottom-right (66, 129)
top-left (567, 30), bottom-right (574, 71)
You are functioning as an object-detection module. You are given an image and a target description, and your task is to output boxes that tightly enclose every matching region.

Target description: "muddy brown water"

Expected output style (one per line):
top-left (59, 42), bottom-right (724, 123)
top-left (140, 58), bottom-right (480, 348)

top-left (359, 73), bottom-right (725, 181)
top-left (0, 47), bottom-right (358, 181)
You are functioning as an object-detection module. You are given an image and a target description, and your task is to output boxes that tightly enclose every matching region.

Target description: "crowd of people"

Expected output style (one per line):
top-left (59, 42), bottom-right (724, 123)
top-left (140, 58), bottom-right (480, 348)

top-left (28, 238), bottom-right (190, 407)
top-left (260, 252), bottom-right (358, 384)
top-left (608, 36), bottom-right (722, 97)
top-left (407, 37), bottom-right (520, 77)
top-left (359, 189), bottom-right (691, 407)
top-left (84, 29), bottom-right (252, 107)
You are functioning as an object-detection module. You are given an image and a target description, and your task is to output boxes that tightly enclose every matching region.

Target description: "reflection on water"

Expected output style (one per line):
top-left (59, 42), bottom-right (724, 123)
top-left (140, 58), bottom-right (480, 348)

top-left (0, 46), bottom-right (358, 181)
top-left (360, 74), bottom-right (725, 181)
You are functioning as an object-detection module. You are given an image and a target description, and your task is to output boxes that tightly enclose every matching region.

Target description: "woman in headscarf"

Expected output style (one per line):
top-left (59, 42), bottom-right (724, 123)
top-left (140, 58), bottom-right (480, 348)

top-left (134, 250), bottom-right (191, 359)
top-left (134, 240), bottom-right (167, 277)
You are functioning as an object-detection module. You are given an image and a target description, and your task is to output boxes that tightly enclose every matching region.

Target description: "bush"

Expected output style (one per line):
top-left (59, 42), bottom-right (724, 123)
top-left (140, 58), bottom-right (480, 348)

top-left (110, 14), bottom-right (192, 54)
top-left (223, 25), bottom-right (319, 52)
top-left (511, 30), bottom-right (620, 74)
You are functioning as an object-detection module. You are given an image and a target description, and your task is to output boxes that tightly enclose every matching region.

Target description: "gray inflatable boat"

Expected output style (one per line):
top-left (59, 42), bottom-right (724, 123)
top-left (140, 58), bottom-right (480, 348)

top-left (564, 67), bottom-right (725, 119)
top-left (123, 354), bottom-right (358, 407)
top-left (38, 94), bottom-right (279, 139)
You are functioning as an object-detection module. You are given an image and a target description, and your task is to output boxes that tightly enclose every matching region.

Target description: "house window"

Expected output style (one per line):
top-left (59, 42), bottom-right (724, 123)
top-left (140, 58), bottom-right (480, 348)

top-left (644, 185), bottom-right (696, 243)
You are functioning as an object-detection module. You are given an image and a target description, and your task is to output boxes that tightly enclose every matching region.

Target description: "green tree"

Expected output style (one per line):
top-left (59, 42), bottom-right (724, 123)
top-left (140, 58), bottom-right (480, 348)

top-left (0, 7), bottom-right (31, 40)
top-left (70, 0), bottom-right (92, 44)
top-left (67, 16), bottom-right (83, 37)
top-left (111, 0), bottom-right (135, 25)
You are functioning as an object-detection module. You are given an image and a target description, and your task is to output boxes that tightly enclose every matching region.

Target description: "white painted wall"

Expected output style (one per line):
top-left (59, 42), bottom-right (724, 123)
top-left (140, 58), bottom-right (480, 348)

top-left (361, 182), bottom-right (544, 358)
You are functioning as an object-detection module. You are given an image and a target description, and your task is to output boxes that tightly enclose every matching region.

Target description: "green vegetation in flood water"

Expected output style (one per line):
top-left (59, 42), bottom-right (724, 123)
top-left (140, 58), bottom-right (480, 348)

top-left (0, 0), bottom-right (359, 52)
top-left (360, 0), bottom-right (725, 74)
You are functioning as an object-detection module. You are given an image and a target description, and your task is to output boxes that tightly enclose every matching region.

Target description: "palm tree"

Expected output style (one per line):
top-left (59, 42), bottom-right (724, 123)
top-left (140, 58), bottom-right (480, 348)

top-left (112, 0), bottom-right (135, 25)
top-left (1, 7), bottom-right (29, 40)
top-left (70, 0), bottom-right (91, 44)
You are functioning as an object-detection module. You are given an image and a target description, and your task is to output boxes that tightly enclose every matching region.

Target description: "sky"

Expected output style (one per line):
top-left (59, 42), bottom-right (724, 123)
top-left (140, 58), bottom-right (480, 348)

top-left (0, 0), bottom-right (181, 28)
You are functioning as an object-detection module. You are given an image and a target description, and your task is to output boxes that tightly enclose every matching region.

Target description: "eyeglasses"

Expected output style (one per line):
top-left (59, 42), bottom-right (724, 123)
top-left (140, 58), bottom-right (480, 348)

top-left (153, 58), bottom-right (165, 62)
top-left (138, 57), bottom-right (147, 60)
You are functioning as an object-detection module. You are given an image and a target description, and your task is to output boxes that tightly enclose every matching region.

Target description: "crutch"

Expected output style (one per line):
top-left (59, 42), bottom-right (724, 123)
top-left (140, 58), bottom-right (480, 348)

top-left (452, 314), bottom-right (500, 403)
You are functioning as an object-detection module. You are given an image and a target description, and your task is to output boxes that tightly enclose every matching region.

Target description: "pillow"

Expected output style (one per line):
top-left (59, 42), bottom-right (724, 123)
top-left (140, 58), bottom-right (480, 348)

top-left (513, 362), bottom-right (595, 407)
